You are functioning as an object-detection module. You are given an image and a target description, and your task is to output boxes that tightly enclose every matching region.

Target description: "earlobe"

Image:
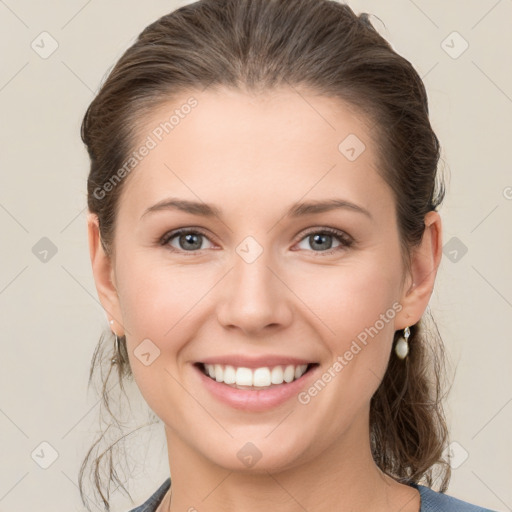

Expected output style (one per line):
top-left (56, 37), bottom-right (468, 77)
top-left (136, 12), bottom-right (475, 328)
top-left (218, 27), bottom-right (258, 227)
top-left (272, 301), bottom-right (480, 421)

top-left (395, 211), bottom-right (443, 330)
top-left (87, 213), bottom-right (124, 334)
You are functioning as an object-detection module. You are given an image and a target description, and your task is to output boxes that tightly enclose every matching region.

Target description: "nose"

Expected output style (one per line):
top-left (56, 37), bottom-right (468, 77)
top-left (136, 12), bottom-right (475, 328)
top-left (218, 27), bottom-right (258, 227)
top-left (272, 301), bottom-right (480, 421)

top-left (216, 247), bottom-right (293, 336)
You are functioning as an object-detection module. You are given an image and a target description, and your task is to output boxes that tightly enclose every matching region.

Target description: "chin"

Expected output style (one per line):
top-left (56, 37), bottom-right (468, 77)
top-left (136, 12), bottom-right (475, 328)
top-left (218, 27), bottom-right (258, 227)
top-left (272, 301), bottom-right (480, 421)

top-left (202, 437), bottom-right (311, 474)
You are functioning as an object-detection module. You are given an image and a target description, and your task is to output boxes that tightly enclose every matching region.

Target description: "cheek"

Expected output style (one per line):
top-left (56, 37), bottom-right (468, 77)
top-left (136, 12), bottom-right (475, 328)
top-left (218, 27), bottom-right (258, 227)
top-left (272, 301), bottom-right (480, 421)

top-left (290, 265), bottom-right (401, 431)
top-left (116, 241), bottom-right (403, 354)
top-left (292, 256), bottom-right (402, 340)
top-left (114, 260), bottom-right (201, 413)
top-left (291, 253), bottom-right (402, 395)
top-left (114, 255), bottom-right (217, 393)
top-left (116, 252), bottom-right (203, 334)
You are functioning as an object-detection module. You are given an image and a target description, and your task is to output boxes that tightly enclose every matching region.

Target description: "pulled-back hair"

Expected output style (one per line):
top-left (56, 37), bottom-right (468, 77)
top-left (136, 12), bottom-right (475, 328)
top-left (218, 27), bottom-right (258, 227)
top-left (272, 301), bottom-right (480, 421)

top-left (80, 1), bottom-right (450, 509)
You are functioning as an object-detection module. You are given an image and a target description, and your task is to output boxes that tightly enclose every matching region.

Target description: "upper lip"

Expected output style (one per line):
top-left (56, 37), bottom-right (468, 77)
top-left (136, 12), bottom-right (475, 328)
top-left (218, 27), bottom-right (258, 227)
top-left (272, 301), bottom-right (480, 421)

top-left (197, 355), bottom-right (317, 369)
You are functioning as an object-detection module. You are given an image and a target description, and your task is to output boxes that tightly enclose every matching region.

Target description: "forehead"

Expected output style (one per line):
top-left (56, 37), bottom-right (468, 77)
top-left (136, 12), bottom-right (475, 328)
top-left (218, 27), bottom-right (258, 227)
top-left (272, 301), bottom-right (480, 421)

top-left (118, 86), bottom-right (391, 220)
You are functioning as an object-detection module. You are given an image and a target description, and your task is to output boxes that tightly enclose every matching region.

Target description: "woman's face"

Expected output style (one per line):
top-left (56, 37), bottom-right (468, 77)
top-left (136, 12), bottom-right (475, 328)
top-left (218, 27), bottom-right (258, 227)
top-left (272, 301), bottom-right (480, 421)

top-left (90, 87), bottom-right (435, 472)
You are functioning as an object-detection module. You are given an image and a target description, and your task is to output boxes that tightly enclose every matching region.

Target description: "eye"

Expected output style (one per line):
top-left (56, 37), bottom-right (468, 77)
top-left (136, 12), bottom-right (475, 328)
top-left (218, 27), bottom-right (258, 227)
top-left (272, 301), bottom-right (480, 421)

top-left (294, 227), bottom-right (353, 255)
top-left (160, 228), bottom-right (214, 253)
top-left (159, 226), bottom-right (354, 255)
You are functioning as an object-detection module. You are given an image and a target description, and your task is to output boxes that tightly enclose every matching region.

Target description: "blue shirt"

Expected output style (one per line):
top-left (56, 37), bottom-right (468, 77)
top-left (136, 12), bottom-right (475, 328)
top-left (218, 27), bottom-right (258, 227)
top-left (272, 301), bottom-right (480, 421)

top-left (127, 477), bottom-right (497, 511)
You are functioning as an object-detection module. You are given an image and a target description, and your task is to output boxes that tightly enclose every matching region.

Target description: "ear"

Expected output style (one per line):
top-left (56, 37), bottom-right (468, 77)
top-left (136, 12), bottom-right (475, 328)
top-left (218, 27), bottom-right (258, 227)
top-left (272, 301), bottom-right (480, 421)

top-left (87, 212), bottom-right (125, 336)
top-left (394, 211), bottom-right (442, 329)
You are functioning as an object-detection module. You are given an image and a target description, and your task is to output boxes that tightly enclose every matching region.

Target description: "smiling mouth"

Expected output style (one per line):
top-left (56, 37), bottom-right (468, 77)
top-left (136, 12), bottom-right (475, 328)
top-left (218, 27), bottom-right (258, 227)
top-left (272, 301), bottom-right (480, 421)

top-left (195, 362), bottom-right (319, 390)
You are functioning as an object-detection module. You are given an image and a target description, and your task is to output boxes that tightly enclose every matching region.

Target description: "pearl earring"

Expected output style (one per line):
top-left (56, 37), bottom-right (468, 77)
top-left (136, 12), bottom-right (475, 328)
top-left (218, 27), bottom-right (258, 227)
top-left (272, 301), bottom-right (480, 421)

top-left (395, 326), bottom-right (410, 359)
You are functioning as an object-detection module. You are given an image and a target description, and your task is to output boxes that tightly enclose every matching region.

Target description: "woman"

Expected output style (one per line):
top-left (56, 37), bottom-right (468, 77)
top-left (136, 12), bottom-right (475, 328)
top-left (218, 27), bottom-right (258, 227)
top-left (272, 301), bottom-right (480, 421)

top-left (79, 0), bottom-right (497, 511)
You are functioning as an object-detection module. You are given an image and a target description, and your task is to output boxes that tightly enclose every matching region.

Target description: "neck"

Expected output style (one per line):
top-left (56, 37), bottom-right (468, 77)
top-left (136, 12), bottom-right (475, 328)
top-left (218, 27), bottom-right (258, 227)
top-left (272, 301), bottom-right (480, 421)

top-left (161, 411), bottom-right (419, 512)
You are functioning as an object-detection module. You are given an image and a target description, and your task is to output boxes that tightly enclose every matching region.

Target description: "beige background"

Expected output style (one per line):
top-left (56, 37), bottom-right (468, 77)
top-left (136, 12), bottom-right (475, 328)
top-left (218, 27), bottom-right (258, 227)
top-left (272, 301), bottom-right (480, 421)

top-left (0, 1), bottom-right (511, 511)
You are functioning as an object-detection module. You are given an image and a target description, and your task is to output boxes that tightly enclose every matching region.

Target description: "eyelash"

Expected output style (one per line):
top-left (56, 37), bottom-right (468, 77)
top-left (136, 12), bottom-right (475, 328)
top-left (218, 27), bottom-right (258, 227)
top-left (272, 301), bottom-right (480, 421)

top-left (159, 227), bottom-right (354, 256)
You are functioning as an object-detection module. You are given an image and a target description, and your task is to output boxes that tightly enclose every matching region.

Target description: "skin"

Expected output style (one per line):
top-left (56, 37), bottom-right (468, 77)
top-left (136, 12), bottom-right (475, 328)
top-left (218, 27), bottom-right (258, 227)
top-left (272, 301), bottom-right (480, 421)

top-left (88, 87), bottom-right (442, 512)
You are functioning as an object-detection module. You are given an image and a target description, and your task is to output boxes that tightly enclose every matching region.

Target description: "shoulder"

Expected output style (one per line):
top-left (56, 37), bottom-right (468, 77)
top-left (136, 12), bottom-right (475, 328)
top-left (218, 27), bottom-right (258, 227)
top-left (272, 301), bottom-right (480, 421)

top-left (126, 477), bottom-right (171, 512)
top-left (411, 483), bottom-right (498, 512)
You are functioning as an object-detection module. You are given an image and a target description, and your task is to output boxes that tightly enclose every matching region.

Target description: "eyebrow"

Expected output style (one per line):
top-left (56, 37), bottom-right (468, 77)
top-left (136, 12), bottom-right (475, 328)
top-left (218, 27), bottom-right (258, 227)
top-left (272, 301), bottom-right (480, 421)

top-left (140, 197), bottom-right (372, 220)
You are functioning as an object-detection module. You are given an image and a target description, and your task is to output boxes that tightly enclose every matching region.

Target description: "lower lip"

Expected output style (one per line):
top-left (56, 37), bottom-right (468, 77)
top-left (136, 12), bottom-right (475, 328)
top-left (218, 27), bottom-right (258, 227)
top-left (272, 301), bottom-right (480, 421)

top-left (194, 364), bottom-right (319, 412)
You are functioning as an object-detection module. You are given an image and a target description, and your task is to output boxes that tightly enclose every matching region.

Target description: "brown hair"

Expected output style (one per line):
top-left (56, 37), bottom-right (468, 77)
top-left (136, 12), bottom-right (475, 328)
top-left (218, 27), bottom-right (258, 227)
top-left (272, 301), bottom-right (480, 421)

top-left (80, 0), bottom-right (451, 509)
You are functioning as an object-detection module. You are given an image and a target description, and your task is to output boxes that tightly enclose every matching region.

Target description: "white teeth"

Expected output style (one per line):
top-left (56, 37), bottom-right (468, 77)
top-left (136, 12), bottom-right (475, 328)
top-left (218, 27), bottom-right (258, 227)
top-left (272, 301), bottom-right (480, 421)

top-left (202, 363), bottom-right (309, 387)
top-left (253, 367), bottom-right (271, 387)
top-left (283, 365), bottom-right (295, 383)
top-left (271, 366), bottom-right (284, 384)
top-left (223, 365), bottom-right (236, 384)
top-left (214, 364), bottom-right (223, 382)
top-left (235, 367), bottom-right (253, 386)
